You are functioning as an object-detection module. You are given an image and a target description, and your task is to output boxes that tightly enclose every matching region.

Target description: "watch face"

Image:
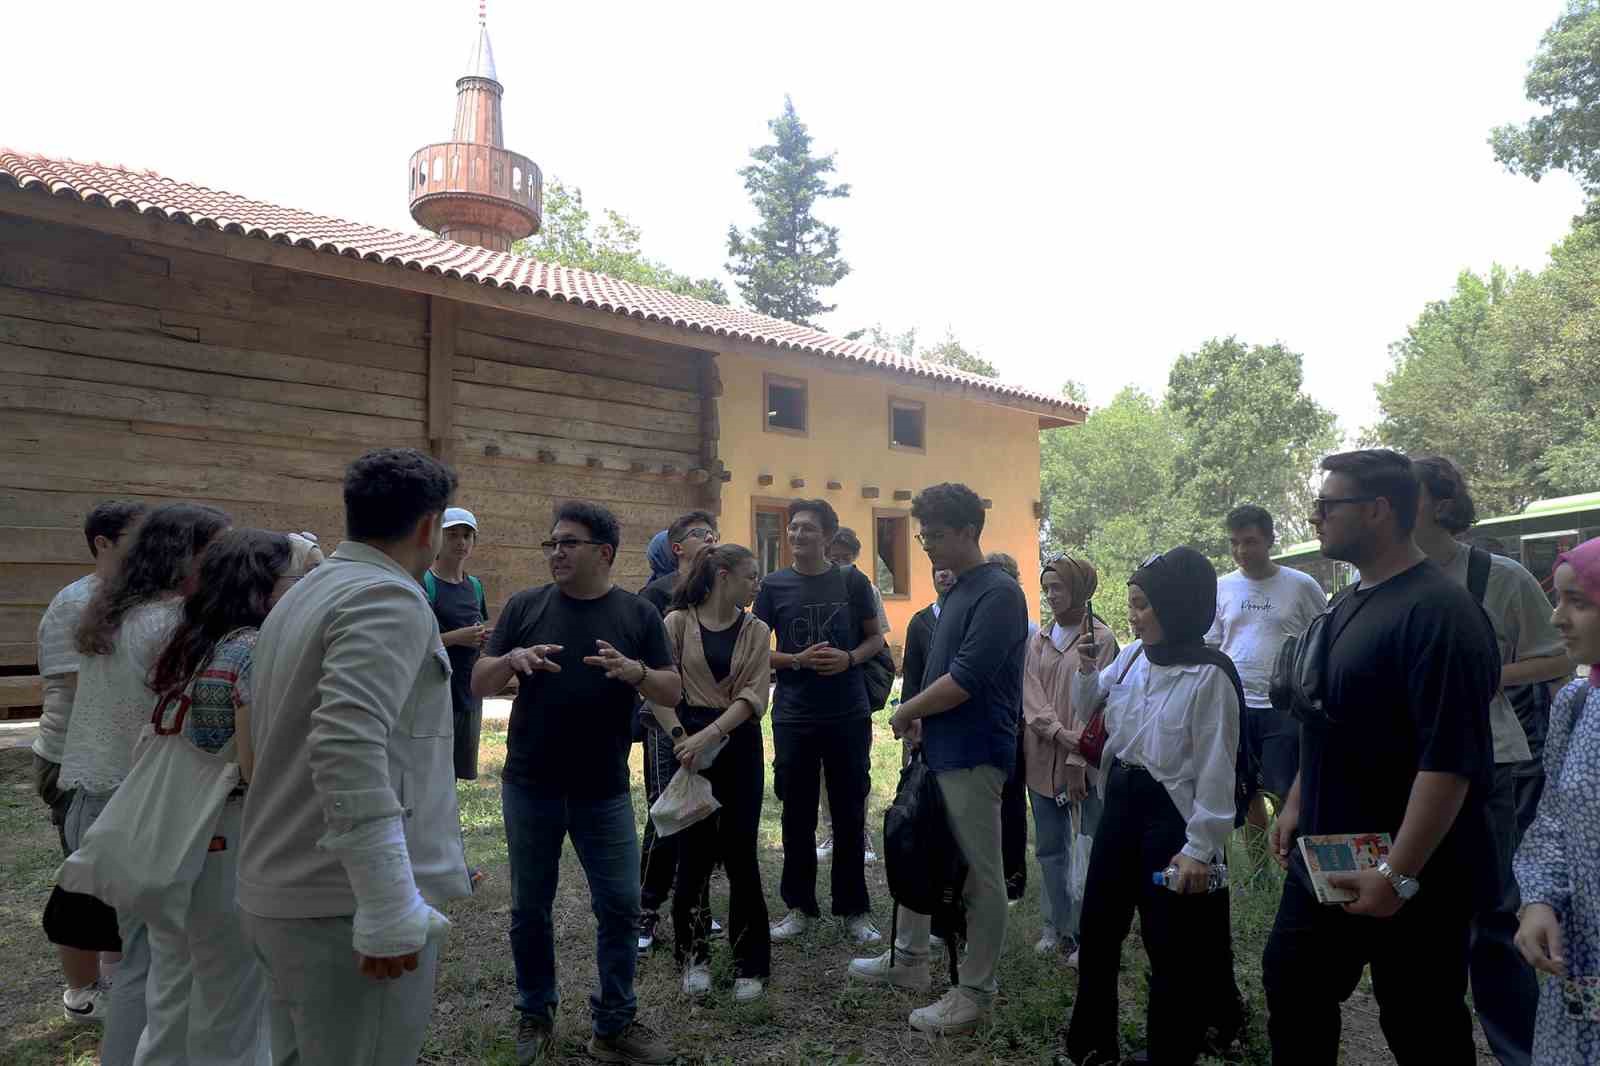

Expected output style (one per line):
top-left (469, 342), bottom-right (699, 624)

top-left (1397, 878), bottom-right (1420, 900)
top-left (670, 726), bottom-right (685, 738)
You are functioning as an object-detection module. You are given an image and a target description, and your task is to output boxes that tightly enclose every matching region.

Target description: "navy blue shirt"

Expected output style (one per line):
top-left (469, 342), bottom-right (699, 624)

top-left (755, 564), bottom-right (878, 724)
top-left (919, 562), bottom-right (1030, 774)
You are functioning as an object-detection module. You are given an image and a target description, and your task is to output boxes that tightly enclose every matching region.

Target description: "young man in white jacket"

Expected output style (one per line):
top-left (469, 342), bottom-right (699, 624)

top-left (238, 448), bottom-right (471, 1065)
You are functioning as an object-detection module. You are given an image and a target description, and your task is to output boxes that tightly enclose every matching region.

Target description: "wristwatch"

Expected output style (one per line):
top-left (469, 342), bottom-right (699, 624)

top-left (670, 725), bottom-right (685, 740)
top-left (1376, 861), bottom-right (1420, 902)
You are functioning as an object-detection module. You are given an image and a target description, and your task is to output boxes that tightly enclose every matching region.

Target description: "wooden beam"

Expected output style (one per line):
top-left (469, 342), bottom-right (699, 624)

top-left (0, 196), bottom-right (1083, 427)
top-left (0, 675), bottom-right (42, 708)
top-left (428, 296), bottom-right (458, 464)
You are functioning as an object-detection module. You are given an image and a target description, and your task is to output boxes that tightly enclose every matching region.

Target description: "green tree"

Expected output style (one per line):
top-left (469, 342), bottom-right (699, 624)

top-left (1491, 0), bottom-right (1600, 207)
top-left (1038, 388), bottom-right (1208, 636)
top-left (1166, 338), bottom-right (1339, 556)
top-left (727, 97), bottom-right (851, 325)
top-left (515, 178), bottom-right (728, 304)
top-left (919, 329), bottom-right (999, 378)
top-left (845, 323), bottom-right (917, 356)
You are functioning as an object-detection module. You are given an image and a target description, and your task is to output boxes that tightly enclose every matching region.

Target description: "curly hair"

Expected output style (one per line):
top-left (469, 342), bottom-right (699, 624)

top-left (344, 448), bottom-right (457, 542)
top-left (148, 529), bottom-right (290, 696)
top-left (910, 482), bottom-right (986, 538)
top-left (76, 503), bottom-right (231, 656)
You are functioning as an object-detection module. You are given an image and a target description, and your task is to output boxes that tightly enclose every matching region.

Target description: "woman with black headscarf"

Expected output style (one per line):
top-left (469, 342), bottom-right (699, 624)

top-left (1060, 547), bottom-right (1244, 1066)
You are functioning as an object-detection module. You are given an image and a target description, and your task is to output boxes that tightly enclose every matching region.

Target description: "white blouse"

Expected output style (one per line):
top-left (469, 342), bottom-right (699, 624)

top-left (1071, 639), bottom-right (1240, 863)
top-left (59, 600), bottom-right (181, 793)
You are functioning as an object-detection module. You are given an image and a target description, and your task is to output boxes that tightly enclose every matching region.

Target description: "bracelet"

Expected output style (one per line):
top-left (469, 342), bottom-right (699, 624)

top-left (632, 659), bottom-right (648, 687)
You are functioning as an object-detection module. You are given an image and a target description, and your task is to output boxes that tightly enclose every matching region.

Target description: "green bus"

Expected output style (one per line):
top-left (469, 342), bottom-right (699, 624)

top-left (1273, 490), bottom-right (1600, 602)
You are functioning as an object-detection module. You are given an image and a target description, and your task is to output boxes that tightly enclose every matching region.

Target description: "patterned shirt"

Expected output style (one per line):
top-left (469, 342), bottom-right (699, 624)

top-left (184, 629), bottom-right (258, 754)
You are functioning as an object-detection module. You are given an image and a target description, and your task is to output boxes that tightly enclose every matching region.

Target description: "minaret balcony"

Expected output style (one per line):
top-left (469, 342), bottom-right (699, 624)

top-left (408, 142), bottom-right (541, 244)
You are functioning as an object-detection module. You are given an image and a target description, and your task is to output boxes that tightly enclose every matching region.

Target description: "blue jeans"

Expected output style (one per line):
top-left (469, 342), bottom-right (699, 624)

top-left (1030, 786), bottom-right (1103, 942)
top-left (502, 777), bottom-right (640, 1037)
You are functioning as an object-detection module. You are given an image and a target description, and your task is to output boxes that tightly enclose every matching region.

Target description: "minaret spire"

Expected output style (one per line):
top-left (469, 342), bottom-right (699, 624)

top-left (407, 0), bottom-right (540, 251)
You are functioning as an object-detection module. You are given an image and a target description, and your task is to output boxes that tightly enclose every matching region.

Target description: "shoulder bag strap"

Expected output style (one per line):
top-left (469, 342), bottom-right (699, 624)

top-left (423, 568), bottom-right (438, 604)
top-left (1466, 547), bottom-right (1491, 607)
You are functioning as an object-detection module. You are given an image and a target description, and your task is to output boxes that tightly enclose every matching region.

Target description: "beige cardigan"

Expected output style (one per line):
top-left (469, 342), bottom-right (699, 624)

top-left (1020, 618), bottom-right (1117, 797)
top-left (662, 607), bottom-right (772, 719)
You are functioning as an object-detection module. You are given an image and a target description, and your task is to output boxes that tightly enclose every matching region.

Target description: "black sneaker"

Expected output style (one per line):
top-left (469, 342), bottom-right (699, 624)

top-left (637, 910), bottom-right (659, 956)
top-left (515, 1012), bottom-right (553, 1065)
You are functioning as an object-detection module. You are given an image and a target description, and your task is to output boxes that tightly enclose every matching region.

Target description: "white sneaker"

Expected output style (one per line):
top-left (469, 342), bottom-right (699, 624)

top-left (709, 917), bottom-right (725, 940)
top-left (682, 963), bottom-right (712, 997)
top-left (847, 948), bottom-right (931, 992)
top-left (863, 830), bottom-right (878, 864)
top-left (929, 933), bottom-right (945, 949)
top-left (732, 977), bottom-right (765, 1003)
top-left (909, 986), bottom-right (988, 1035)
top-left (1034, 924), bottom-right (1060, 955)
top-left (769, 909), bottom-right (812, 940)
top-left (61, 982), bottom-right (106, 1026)
top-left (846, 914), bottom-right (883, 944)
top-left (1066, 947), bottom-right (1080, 970)
top-left (815, 835), bottom-right (834, 860)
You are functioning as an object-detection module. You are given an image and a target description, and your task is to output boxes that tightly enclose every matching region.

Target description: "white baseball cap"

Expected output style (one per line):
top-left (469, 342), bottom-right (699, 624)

top-left (443, 507), bottom-right (478, 531)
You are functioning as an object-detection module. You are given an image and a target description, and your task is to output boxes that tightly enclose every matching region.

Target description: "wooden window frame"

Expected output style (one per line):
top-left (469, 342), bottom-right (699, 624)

top-left (872, 507), bottom-right (913, 601)
top-left (888, 396), bottom-right (926, 453)
top-left (751, 496), bottom-right (794, 576)
top-left (763, 372), bottom-right (809, 437)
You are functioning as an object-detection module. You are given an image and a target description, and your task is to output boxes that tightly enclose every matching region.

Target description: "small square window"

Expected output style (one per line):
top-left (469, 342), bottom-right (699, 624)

top-left (890, 399), bottom-right (925, 451)
top-left (874, 512), bottom-right (911, 598)
top-left (764, 374), bottom-right (807, 434)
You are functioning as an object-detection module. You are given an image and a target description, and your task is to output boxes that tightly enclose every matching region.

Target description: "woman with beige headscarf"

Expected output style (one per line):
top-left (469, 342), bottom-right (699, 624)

top-left (1021, 555), bottom-right (1116, 963)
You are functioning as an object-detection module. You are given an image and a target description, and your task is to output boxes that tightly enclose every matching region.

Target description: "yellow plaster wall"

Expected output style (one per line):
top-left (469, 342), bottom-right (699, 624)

top-left (714, 349), bottom-right (1044, 652)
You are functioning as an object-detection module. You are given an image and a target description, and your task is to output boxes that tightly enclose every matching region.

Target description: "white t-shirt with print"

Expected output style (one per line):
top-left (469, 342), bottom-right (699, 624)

top-left (1205, 565), bottom-right (1329, 709)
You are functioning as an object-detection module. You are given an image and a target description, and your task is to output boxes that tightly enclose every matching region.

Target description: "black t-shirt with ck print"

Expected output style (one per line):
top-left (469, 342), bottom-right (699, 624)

top-left (754, 564), bottom-right (878, 725)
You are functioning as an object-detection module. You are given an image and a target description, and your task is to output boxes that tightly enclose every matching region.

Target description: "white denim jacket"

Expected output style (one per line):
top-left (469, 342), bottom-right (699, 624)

top-left (239, 541), bottom-right (470, 918)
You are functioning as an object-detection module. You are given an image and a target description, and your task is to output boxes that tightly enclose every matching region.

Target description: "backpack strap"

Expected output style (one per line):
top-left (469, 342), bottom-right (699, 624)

top-left (1466, 546), bottom-right (1491, 607)
top-left (470, 574), bottom-right (487, 620)
top-left (423, 568), bottom-right (438, 605)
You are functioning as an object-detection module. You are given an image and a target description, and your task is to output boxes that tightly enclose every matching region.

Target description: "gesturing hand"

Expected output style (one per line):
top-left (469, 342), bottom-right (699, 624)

top-left (583, 640), bottom-right (645, 684)
top-left (506, 644), bottom-right (562, 675)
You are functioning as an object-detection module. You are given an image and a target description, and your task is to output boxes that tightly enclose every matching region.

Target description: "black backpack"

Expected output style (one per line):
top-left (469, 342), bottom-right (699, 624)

top-left (831, 566), bottom-right (895, 711)
top-left (883, 749), bottom-right (967, 979)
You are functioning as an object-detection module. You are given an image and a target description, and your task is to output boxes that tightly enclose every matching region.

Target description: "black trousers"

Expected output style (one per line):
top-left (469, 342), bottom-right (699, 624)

top-left (671, 711), bottom-right (771, 978)
top-left (1066, 761), bottom-right (1237, 1066)
top-left (772, 717), bottom-right (871, 917)
top-left (640, 724), bottom-right (711, 917)
top-left (1002, 729), bottom-right (1028, 901)
top-left (1262, 868), bottom-right (1476, 1065)
top-left (1468, 763), bottom-right (1538, 1066)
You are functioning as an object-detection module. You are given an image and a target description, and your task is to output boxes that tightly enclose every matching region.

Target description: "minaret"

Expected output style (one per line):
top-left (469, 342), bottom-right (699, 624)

top-left (408, 1), bottom-right (540, 251)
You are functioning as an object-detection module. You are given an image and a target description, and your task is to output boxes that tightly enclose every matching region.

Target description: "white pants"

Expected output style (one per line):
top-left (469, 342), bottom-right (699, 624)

top-left (241, 911), bottom-right (441, 1066)
top-left (64, 787), bottom-right (148, 1066)
top-left (133, 798), bottom-right (270, 1066)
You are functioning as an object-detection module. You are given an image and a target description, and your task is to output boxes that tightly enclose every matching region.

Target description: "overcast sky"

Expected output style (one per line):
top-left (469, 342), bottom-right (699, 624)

top-left (4, 1), bottom-right (1586, 438)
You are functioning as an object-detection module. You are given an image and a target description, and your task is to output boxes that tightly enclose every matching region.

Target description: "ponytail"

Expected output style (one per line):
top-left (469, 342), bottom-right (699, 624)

top-left (671, 544), bottom-right (756, 611)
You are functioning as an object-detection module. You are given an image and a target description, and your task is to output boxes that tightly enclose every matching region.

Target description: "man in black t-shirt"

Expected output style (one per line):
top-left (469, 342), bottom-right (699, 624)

top-left (756, 499), bottom-right (885, 945)
top-left (1264, 450), bottom-right (1499, 1066)
top-left (472, 502), bottom-right (679, 1066)
top-left (636, 509), bottom-right (719, 953)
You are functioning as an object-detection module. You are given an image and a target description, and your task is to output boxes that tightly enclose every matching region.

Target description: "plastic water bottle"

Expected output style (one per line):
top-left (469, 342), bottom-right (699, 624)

top-left (1152, 863), bottom-right (1228, 892)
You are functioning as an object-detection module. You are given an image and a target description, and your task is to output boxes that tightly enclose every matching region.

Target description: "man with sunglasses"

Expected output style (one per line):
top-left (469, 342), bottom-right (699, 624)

top-left (474, 501), bottom-right (680, 1066)
top-left (636, 511), bottom-right (721, 955)
top-left (756, 498), bottom-right (885, 946)
top-left (1263, 449), bottom-right (1500, 1066)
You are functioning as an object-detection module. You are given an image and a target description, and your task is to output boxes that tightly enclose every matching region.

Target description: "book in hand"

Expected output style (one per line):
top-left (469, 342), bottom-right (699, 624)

top-left (1297, 833), bottom-right (1394, 905)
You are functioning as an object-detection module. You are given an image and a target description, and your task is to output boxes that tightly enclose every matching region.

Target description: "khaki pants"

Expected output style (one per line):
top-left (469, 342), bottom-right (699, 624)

top-left (892, 763), bottom-right (1008, 1000)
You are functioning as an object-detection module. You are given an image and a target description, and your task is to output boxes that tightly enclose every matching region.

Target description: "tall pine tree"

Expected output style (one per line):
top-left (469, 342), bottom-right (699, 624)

top-left (727, 97), bottom-right (851, 326)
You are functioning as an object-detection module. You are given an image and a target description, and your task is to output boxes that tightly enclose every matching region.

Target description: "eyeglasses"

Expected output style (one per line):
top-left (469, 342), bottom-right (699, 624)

top-left (682, 527), bottom-right (717, 543)
top-left (914, 529), bottom-right (950, 547)
top-left (541, 538), bottom-right (608, 555)
top-left (1310, 495), bottom-right (1377, 518)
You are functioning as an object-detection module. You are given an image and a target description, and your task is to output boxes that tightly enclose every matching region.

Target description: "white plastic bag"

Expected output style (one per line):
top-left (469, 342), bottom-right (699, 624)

top-left (58, 719), bottom-right (239, 930)
top-left (648, 768), bottom-right (720, 838)
top-left (1069, 801), bottom-right (1093, 903)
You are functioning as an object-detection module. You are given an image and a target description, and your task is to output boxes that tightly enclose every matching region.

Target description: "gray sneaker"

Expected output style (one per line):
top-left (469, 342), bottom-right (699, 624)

top-left (587, 1020), bottom-right (674, 1064)
top-left (515, 1012), bottom-right (553, 1065)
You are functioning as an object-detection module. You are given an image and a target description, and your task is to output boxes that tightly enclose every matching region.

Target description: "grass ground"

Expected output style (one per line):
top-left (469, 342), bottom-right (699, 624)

top-left (0, 723), bottom-right (1492, 1065)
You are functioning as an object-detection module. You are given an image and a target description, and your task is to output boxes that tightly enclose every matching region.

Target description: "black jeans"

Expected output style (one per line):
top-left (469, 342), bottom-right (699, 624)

top-left (1262, 870), bottom-right (1476, 1065)
top-left (1002, 729), bottom-right (1028, 901)
top-left (772, 716), bottom-right (872, 917)
top-left (1066, 761), bottom-right (1237, 1066)
top-left (1469, 763), bottom-right (1538, 1066)
top-left (640, 724), bottom-right (711, 918)
top-left (671, 711), bottom-right (771, 978)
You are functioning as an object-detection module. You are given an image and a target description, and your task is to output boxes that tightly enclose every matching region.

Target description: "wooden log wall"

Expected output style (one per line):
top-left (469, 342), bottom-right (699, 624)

top-left (0, 211), bottom-right (715, 680)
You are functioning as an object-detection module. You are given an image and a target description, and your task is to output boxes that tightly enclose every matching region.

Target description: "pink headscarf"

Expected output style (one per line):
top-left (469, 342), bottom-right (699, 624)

top-left (1555, 536), bottom-right (1600, 684)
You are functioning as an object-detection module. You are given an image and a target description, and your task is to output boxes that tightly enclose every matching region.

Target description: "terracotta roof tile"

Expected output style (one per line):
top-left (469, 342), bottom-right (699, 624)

top-left (0, 150), bottom-right (1082, 416)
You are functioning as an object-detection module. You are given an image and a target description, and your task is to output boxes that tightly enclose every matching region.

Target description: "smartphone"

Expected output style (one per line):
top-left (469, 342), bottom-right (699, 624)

top-left (1079, 598), bottom-right (1098, 658)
